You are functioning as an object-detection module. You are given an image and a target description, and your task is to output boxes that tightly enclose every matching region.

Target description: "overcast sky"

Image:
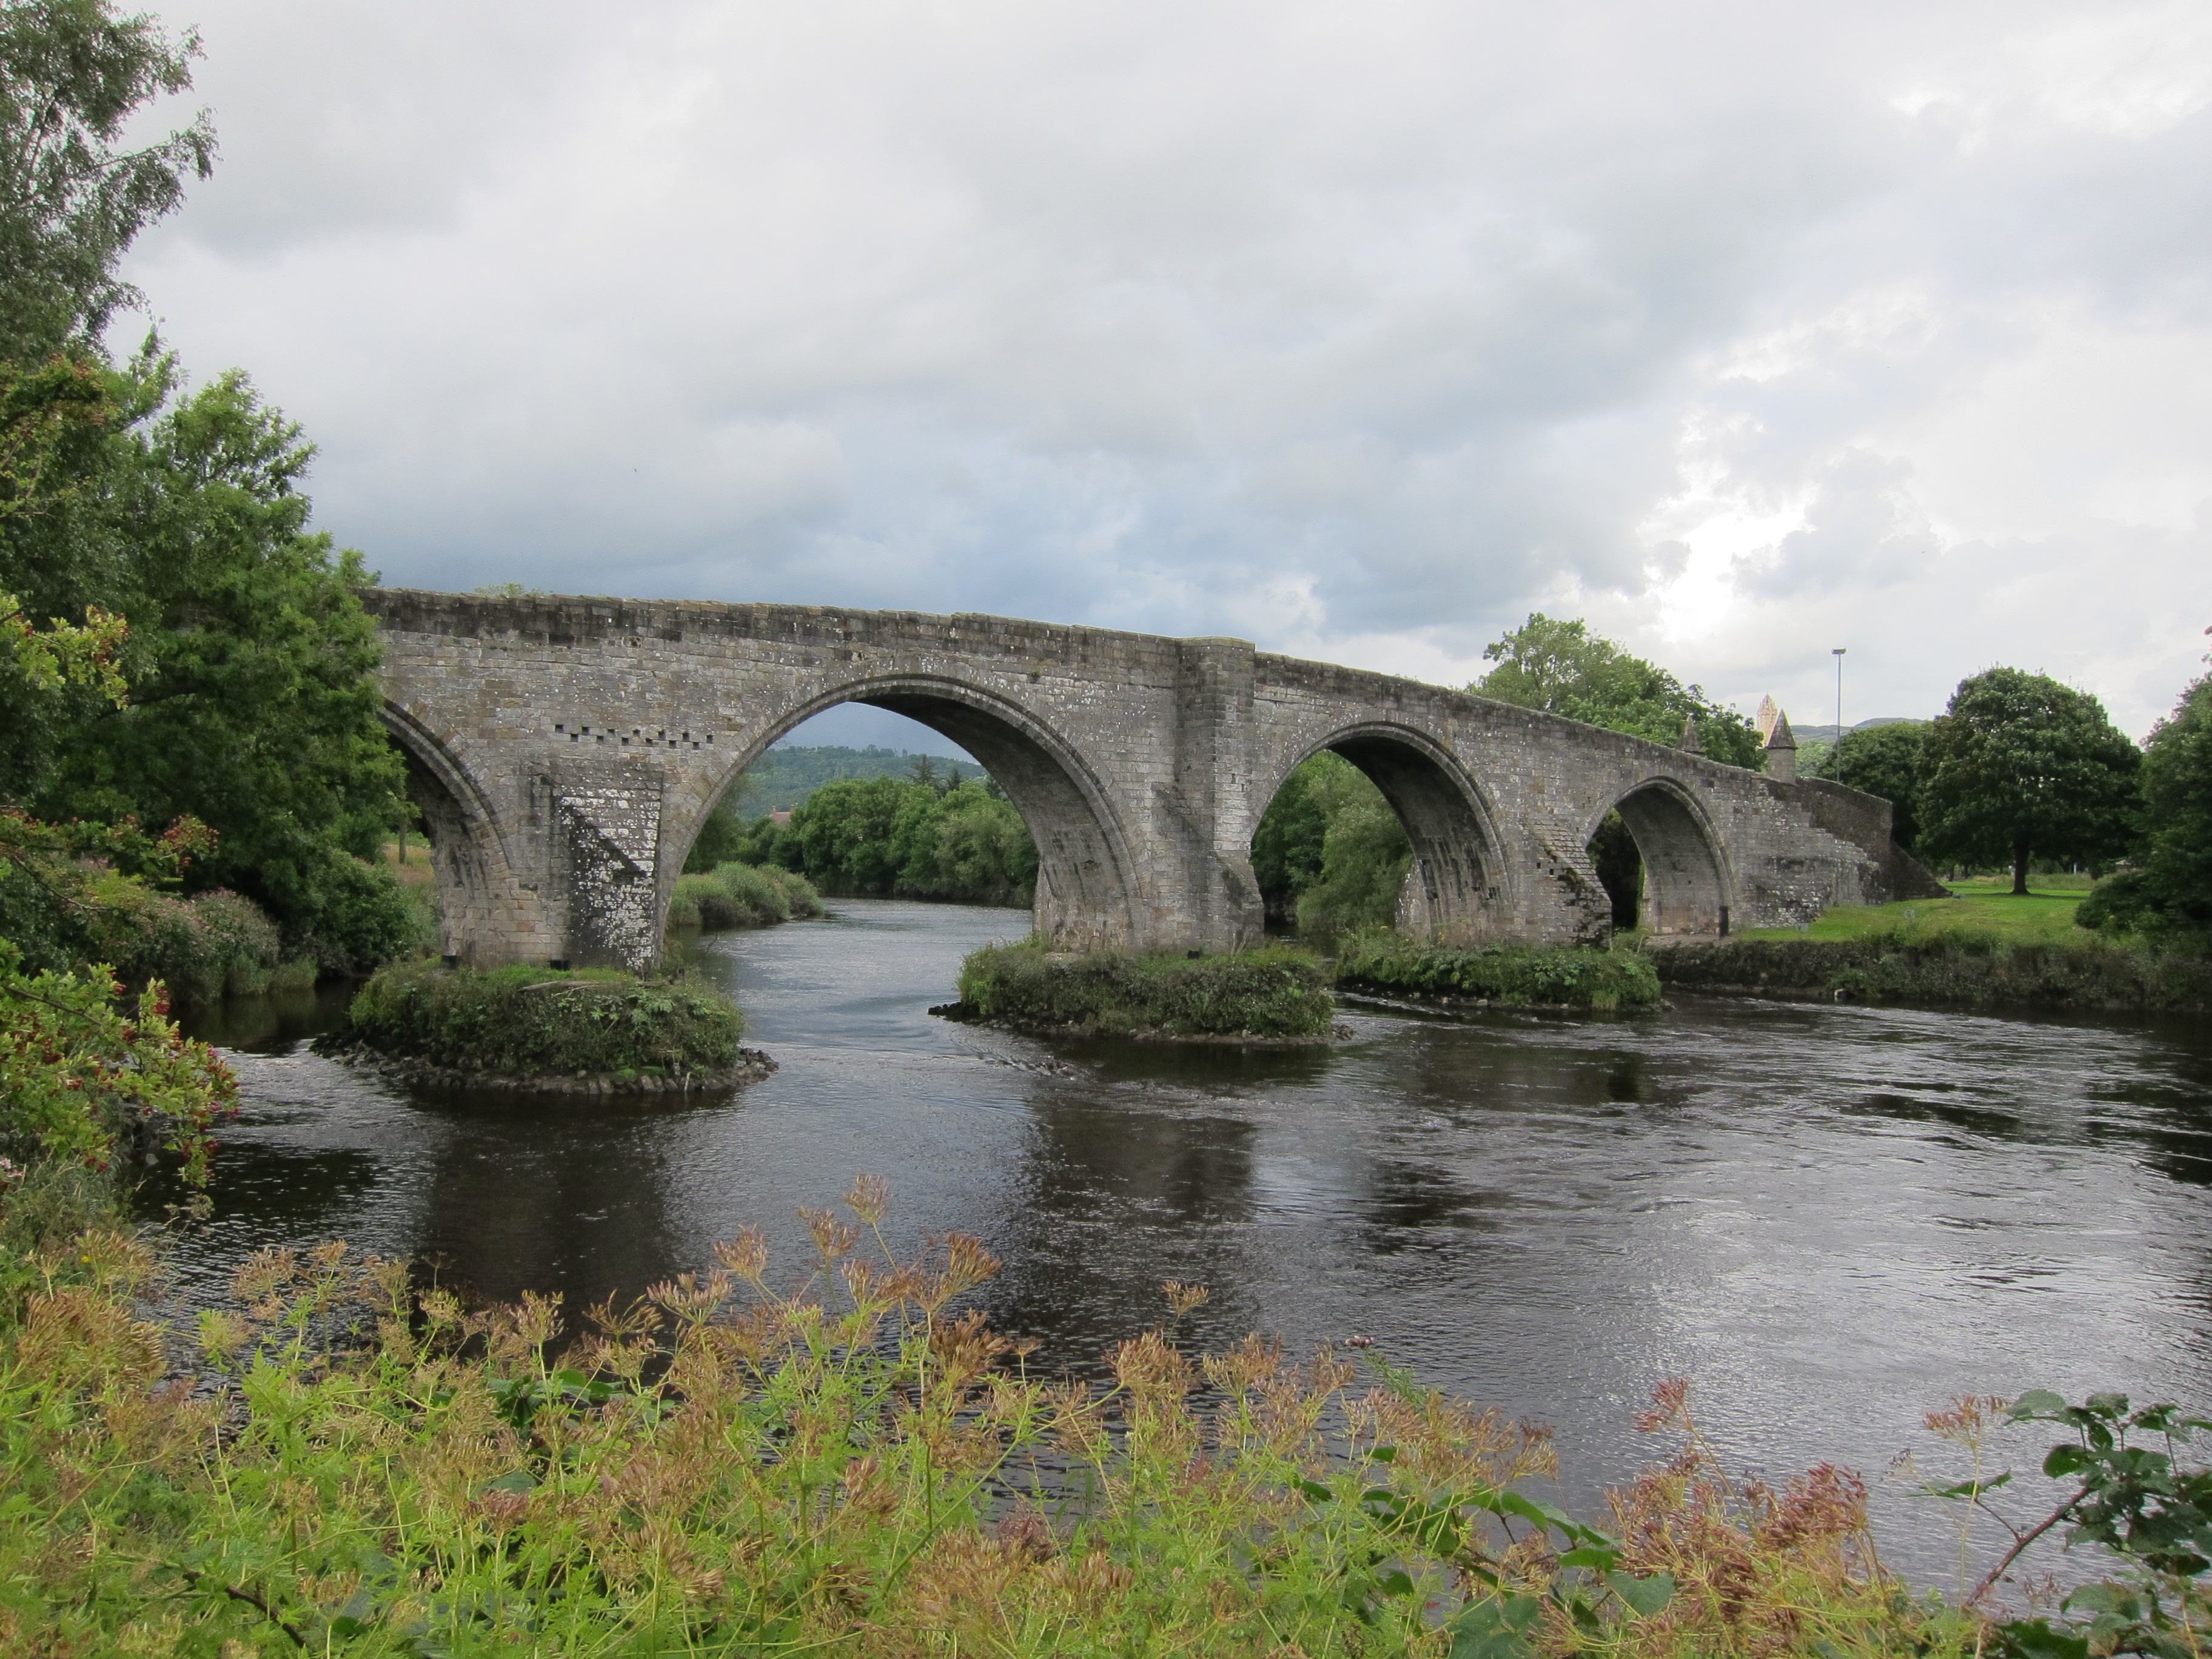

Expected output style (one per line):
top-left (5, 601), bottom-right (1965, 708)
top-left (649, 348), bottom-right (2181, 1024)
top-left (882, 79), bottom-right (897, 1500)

top-left (118, 0), bottom-right (2211, 737)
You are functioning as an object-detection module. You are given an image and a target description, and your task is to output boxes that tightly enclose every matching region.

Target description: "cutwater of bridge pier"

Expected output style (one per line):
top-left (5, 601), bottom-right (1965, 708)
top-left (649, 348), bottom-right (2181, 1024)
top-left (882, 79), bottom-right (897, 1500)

top-left (363, 590), bottom-right (1942, 971)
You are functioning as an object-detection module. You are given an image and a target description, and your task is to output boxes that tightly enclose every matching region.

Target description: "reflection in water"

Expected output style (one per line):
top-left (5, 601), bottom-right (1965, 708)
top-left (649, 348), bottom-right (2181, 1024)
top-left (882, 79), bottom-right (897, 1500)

top-left (172, 899), bottom-right (2212, 1580)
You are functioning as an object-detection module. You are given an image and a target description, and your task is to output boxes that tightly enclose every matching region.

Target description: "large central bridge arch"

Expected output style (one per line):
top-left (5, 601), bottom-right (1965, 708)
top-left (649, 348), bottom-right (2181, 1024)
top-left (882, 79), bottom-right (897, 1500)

top-left (671, 672), bottom-right (1143, 951)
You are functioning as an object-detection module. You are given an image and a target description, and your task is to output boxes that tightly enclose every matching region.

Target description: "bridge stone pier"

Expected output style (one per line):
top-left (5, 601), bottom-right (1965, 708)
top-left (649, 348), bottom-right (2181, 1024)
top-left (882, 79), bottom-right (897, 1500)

top-left (361, 589), bottom-right (1943, 971)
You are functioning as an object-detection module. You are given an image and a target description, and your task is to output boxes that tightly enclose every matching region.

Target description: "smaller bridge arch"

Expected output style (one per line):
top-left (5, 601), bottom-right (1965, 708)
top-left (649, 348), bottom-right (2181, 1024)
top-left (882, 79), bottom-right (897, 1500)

top-left (1260, 721), bottom-right (1513, 944)
top-left (380, 704), bottom-right (532, 963)
top-left (1587, 776), bottom-right (1734, 937)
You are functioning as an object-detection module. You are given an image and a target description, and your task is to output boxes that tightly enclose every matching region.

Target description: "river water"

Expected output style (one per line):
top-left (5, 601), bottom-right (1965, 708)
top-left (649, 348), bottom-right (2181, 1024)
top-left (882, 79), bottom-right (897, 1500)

top-left (174, 897), bottom-right (2212, 1581)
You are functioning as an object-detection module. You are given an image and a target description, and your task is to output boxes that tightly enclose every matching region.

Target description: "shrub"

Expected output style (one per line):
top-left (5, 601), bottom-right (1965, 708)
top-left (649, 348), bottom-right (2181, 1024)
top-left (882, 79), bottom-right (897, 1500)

top-left (0, 942), bottom-right (235, 1199)
top-left (77, 880), bottom-right (301, 1004)
top-left (336, 959), bottom-right (745, 1078)
top-left (958, 939), bottom-right (1335, 1039)
top-left (668, 862), bottom-right (822, 931)
top-left (2081, 672), bottom-right (2212, 939)
top-left (0, 1187), bottom-right (1996, 1657)
top-left (1335, 928), bottom-right (1663, 1011)
top-left (293, 853), bottom-right (429, 973)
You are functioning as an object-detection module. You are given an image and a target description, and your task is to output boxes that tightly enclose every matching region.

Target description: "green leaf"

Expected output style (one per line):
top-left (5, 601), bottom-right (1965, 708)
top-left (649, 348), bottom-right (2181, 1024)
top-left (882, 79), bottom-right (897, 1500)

top-left (1922, 1472), bottom-right (2015, 1499)
top-left (2044, 1444), bottom-right (2093, 1478)
top-left (1607, 1569), bottom-right (1676, 1617)
top-left (1296, 1477), bottom-right (1335, 1503)
top-left (1993, 1617), bottom-right (2091, 1659)
top-left (1555, 1545), bottom-right (1620, 1570)
top-left (1447, 1594), bottom-right (1544, 1659)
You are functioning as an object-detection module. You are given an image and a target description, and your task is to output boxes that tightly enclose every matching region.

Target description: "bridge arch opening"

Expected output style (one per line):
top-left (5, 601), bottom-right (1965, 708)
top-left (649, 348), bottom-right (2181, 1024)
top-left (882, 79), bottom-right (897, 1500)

top-left (1249, 727), bottom-right (1506, 944)
top-left (1595, 780), bottom-right (1730, 937)
top-left (380, 706), bottom-right (509, 964)
top-left (682, 681), bottom-right (1141, 953)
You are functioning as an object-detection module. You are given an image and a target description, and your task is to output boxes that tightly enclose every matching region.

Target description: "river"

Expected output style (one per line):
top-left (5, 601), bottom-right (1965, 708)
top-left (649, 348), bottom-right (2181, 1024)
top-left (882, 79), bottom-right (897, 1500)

top-left (174, 897), bottom-right (2212, 1583)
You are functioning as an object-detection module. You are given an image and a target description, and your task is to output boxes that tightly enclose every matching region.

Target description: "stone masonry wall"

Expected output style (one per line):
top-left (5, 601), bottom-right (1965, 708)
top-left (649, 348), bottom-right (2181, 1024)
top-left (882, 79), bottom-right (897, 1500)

top-left (363, 589), bottom-right (1943, 968)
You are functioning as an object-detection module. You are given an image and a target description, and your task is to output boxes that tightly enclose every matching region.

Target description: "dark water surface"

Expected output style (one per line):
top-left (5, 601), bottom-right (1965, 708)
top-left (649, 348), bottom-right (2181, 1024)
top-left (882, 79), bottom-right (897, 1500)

top-left (176, 898), bottom-right (2212, 1580)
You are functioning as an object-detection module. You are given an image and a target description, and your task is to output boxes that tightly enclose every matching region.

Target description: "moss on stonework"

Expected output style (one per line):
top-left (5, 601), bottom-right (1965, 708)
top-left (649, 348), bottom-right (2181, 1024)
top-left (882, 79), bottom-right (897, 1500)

top-left (954, 939), bottom-right (1336, 1041)
top-left (326, 959), bottom-right (746, 1080)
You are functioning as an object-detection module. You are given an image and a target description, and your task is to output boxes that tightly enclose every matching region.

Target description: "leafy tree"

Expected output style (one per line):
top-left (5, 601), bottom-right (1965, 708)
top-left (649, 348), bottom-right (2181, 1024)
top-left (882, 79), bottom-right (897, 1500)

top-left (684, 797), bottom-right (749, 873)
top-left (1812, 722), bottom-right (1929, 851)
top-left (1, 0), bottom-right (214, 360)
top-left (3, 363), bottom-right (411, 960)
top-left (1472, 614), bottom-right (1765, 768)
top-left (1249, 758), bottom-right (1326, 925)
top-left (0, 605), bottom-right (234, 1226)
top-left (1291, 752), bottom-right (1411, 944)
top-left (768, 775), bottom-right (1035, 904)
top-left (2079, 671), bottom-right (2212, 936)
top-left (1918, 668), bottom-right (2140, 896)
top-left (0, 2), bottom-right (411, 965)
top-left (1588, 811), bottom-right (1640, 927)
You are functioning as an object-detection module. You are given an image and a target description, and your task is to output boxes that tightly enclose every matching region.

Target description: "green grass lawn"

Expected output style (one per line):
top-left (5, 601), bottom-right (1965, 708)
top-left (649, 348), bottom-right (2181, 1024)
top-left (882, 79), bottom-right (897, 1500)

top-left (1740, 879), bottom-right (2093, 947)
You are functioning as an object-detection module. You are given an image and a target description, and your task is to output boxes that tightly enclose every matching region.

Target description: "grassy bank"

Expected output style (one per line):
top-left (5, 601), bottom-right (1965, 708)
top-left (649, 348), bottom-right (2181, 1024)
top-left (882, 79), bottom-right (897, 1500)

top-left (1661, 879), bottom-right (2212, 1011)
top-left (1657, 933), bottom-right (2212, 1011)
top-left (668, 861), bottom-right (823, 930)
top-left (1, 1190), bottom-right (2016, 1658)
top-left (1336, 928), bottom-right (1664, 1011)
top-left (957, 939), bottom-right (1336, 1040)
top-left (328, 958), bottom-right (748, 1084)
top-left (1740, 879), bottom-right (2091, 948)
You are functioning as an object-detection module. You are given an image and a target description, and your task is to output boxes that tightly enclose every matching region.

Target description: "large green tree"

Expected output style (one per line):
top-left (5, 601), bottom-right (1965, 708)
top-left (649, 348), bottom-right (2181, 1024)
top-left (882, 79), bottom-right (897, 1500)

top-left (1813, 722), bottom-right (1929, 851)
top-left (1917, 668), bottom-right (2140, 896)
top-left (0, 0), bottom-right (412, 965)
top-left (1470, 614), bottom-right (1765, 768)
top-left (1, 0), bottom-right (213, 361)
top-left (2079, 670), bottom-right (2212, 936)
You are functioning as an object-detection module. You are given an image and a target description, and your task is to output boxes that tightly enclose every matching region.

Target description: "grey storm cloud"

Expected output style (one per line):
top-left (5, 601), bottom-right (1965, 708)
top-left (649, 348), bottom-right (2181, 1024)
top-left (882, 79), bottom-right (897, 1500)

top-left (119, 0), bottom-right (2212, 733)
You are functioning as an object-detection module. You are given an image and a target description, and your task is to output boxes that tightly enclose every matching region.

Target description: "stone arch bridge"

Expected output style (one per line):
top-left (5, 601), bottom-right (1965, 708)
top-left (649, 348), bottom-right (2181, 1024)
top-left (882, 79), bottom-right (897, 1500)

top-left (363, 590), bottom-right (1941, 971)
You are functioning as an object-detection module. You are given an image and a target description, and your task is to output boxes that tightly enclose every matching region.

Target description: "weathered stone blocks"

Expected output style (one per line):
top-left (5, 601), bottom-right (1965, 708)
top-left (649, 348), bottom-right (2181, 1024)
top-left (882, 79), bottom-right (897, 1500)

top-left (363, 589), bottom-right (1945, 970)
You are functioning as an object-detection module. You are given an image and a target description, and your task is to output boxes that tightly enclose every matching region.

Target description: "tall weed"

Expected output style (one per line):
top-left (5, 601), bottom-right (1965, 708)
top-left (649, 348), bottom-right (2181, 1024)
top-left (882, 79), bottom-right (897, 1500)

top-left (0, 1183), bottom-right (2008, 1657)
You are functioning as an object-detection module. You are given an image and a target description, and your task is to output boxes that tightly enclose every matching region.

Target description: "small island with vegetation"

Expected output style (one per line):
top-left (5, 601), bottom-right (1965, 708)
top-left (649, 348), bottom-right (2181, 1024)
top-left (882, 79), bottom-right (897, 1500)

top-left (320, 958), bottom-right (765, 1093)
top-left (947, 937), bottom-right (1339, 1042)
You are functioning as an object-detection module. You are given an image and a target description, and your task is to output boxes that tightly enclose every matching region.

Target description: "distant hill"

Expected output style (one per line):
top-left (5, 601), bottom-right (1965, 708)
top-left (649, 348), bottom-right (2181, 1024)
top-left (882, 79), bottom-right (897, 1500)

top-left (726, 745), bottom-right (990, 814)
top-left (1794, 717), bottom-right (1923, 746)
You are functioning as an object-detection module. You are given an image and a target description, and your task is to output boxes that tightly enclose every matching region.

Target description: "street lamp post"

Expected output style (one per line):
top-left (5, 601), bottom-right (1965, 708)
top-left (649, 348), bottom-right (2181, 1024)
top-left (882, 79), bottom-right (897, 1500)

top-left (1831, 648), bottom-right (1846, 771)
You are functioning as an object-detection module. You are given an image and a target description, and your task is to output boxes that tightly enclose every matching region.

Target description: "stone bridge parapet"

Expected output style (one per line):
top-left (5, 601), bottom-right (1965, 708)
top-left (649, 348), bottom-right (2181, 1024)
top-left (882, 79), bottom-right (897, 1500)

top-left (361, 589), bottom-right (1943, 970)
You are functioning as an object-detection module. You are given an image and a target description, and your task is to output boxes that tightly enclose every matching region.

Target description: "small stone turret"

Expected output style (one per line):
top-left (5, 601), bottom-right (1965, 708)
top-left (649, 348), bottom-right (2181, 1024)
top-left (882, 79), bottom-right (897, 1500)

top-left (1763, 708), bottom-right (1798, 781)
top-left (1678, 716), bottom-right (1701, 754)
